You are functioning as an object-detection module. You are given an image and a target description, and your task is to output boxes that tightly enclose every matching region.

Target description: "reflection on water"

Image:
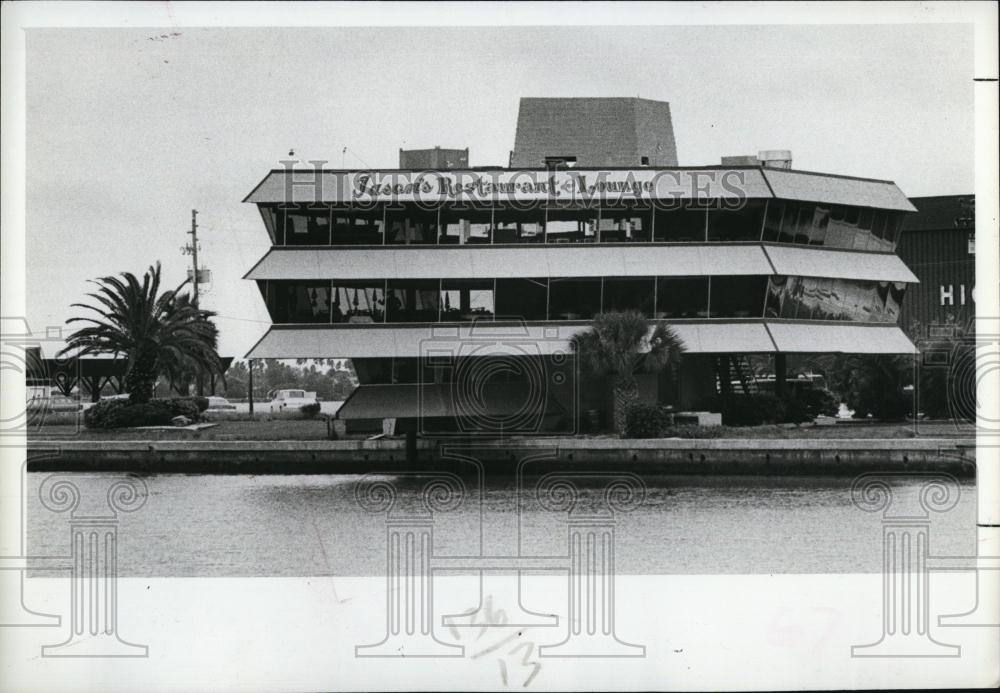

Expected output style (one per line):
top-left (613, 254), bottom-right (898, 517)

top-left (26, 472), bottom-right (976, 577)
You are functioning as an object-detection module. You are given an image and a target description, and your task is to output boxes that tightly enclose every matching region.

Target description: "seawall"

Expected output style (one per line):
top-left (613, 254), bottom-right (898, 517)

top-left (25, 438), bottom-right (976, 475)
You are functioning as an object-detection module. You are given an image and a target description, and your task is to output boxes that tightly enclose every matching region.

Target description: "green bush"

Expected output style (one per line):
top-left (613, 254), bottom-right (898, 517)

top-left (110, 401), bottom-right (176, 427)
top-left (165, 398), bottom-right (201, 421)
top-left (623, 401), bottom-right (669, 438)
top-left (699, 394), bottom-right (786, 426)
top-left (84, 398), bottom-right (200, 429)
top-left (171, 396), bottom-right (209, 413)
top-left (83, 399), bottom-right (130, 428)
top-left (780, 396), bottom-right (814, 424)
top-left (299, 402), bottom-right (321, 419)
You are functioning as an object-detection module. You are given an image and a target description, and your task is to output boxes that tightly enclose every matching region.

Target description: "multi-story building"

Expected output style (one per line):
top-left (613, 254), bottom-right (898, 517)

top-left (242, 162), bottom-right (919, 433)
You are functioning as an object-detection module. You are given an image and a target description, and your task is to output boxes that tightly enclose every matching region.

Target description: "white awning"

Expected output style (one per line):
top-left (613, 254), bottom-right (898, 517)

top-left (766, 322), bottom-right (917, 354)
top-left (244, 245), bottom-right (774, 280)
top-left (246, 321), bottom-right (777, 359)
top-left (763, 245), bottom-right (919, 283)
top-left (246, 321), bottom-right (917, 359)
top-left (761, 169), bottom-right (917, 212)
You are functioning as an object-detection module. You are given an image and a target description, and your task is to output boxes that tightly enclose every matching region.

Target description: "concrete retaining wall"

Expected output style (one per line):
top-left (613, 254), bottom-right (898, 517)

top-left (26, 438), bottom-right (976, 475)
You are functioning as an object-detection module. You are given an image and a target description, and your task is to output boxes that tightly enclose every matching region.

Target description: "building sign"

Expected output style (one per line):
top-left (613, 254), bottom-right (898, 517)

top-left (940, 283), bottom-right (975, 306)
top-left (258, 167), bottom-right (770, 206)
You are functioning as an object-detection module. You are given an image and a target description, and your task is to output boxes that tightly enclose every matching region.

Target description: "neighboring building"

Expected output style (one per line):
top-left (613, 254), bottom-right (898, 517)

top-left (399, 146), bottom-right (469, 169)
top-left (242, 164), bottom-right (918, 433)
top-left (510, 97), bottom-right (678, 168)
top-left (896, 195), bottom-right (976, 333)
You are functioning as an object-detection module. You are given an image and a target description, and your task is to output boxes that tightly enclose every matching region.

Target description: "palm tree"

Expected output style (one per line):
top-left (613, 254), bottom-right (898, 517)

top-left (59, 262), bottom-right (223, 404)
top-left (570, 311), bottom-right (685, 434)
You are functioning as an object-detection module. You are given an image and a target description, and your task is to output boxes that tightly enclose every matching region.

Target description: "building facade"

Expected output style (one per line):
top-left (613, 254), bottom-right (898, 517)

top-left (896, 195), bottom-right (975, 333)
top-left (243, 164), bottom-right (918, 432)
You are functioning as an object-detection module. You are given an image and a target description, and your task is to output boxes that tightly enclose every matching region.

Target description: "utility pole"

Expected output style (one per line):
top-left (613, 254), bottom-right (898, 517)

top-left (188, 209), bottom-right (203, 396)
top-left (189, 209), bottom-right (200, 307)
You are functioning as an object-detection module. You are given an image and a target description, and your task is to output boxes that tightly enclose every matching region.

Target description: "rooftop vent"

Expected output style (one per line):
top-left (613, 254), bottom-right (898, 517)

top-left (758, 150), bottom-right (792, 169)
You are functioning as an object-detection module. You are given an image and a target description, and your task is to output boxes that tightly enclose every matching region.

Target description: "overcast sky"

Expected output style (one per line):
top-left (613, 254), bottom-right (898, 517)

top-left (26, 24), bottom-right (974, 356)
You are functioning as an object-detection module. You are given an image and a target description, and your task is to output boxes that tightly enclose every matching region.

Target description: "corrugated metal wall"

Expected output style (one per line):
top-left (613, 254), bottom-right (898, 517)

top-left (896, 227), bottom-right (975, 334)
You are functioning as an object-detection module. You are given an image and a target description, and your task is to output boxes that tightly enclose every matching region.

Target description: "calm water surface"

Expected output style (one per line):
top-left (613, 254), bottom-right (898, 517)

top-left (26, 472), bottom-right (976, 576)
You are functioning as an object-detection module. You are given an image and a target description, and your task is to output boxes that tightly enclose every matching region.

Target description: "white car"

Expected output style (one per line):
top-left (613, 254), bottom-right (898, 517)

top-left (205, 396), bottom-right (237, 410)
top-left (268, 389), bottom-right (318, 412)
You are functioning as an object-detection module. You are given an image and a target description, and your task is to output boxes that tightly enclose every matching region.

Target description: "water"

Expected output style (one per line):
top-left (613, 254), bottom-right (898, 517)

top-left (26, 472), bottom-right (976, 577)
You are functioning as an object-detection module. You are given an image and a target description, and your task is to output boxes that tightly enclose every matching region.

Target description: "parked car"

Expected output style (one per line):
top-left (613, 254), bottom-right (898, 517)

top-left (49, 394), bottom-right (83, 412)
top-left (205, 396), bottom-right (237, 410)
top-left (268, 389), bottom-right (318, 412)
top-left (26, 391), bottom-right (82, 413)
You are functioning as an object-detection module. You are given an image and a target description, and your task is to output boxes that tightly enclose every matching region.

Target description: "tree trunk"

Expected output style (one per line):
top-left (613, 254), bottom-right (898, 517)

top-left (611, 374), bottom-right (639, 435)
top-left (125, 350), bottom-right (158, 404)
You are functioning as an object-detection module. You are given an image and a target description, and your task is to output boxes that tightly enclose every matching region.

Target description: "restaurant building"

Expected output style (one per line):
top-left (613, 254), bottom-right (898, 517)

top-left (242, 98), bottom-right (919, 433)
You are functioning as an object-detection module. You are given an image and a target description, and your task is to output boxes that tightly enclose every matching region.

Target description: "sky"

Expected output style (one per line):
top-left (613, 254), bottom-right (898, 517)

top-left (25, 24), bottom-right (975, 357)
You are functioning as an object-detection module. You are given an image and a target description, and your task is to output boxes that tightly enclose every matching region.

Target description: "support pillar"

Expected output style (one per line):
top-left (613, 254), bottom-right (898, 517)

top-left (774, 353), bottom-right (787, 398)
top-left (248, 360), bottom-right (254, 419)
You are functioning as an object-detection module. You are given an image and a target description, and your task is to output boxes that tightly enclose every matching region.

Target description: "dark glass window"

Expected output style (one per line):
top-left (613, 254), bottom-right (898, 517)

top-left (545, 207), bottom-right (598, 244)
top-left (267, 281), bottom-right (331, 323)
top-left (259, 205), bottom-right (279, 243)
top-left (385, 280), bottom-right (440, 322)
top-left (598, 204), bottom-right (652, 242)
top-left (441, 279), bottom-right (494, 321)
top-left (603, 277), bottom-right (655, 317)
top-left (549, 278), bottom-right (601, 320)
top-left (655, 277), bottom-right (709, 318)
top-left (386, 207), bottom-right (438, 245)
top-left (762, 201), bottom-right (784, 242)
top-left (707, 200), bottom-right (766, 241)
top-left (763, 276), bottom-right (900, 322)
top-left (495, 278), bottom-right (548, 320)
top-left (491, 205), bottom-right (544, 244)
top-left (708, 276), bottom-right (768, 318)
top-left (331, 208), bottom-right (384, 245)
top-left (653, 203), bottom-right (707, 242)
top-left (331, 281), bottom-right (385, 324)
top-left (440, 207), bottom-right (493, 244)
top-left (806, 206), bottom-right (829, 245)
top-left (824, 206), bottom-right (862, 249)
top-left (280, 205), bottom-right (332, 246)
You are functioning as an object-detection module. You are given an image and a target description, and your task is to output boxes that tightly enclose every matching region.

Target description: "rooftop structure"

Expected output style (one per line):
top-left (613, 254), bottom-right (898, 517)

top-left (399, 146), bottom-right (469, 169)
top-left (510, 97), bottom-right (678, 168)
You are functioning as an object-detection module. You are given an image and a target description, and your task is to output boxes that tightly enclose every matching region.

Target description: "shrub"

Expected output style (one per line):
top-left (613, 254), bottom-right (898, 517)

top-left (699, 394), bottom-right (785, 426)
top-left (779, 396), bottom-right (814, 424)
top-left (84, 399), bottom-right (130, 429)
top-left (623, 401), bottom-right (669, 438)
top-left (165, 398), bottom-right (201, 421)
top-left (299, 402), bottom-right (321, 419)
top-left (110, 401), bottom-right (176, 427)
top-left (171, 396), bottom-right (210, 413)
top-left (84, 398), bottom-right (199, 428)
